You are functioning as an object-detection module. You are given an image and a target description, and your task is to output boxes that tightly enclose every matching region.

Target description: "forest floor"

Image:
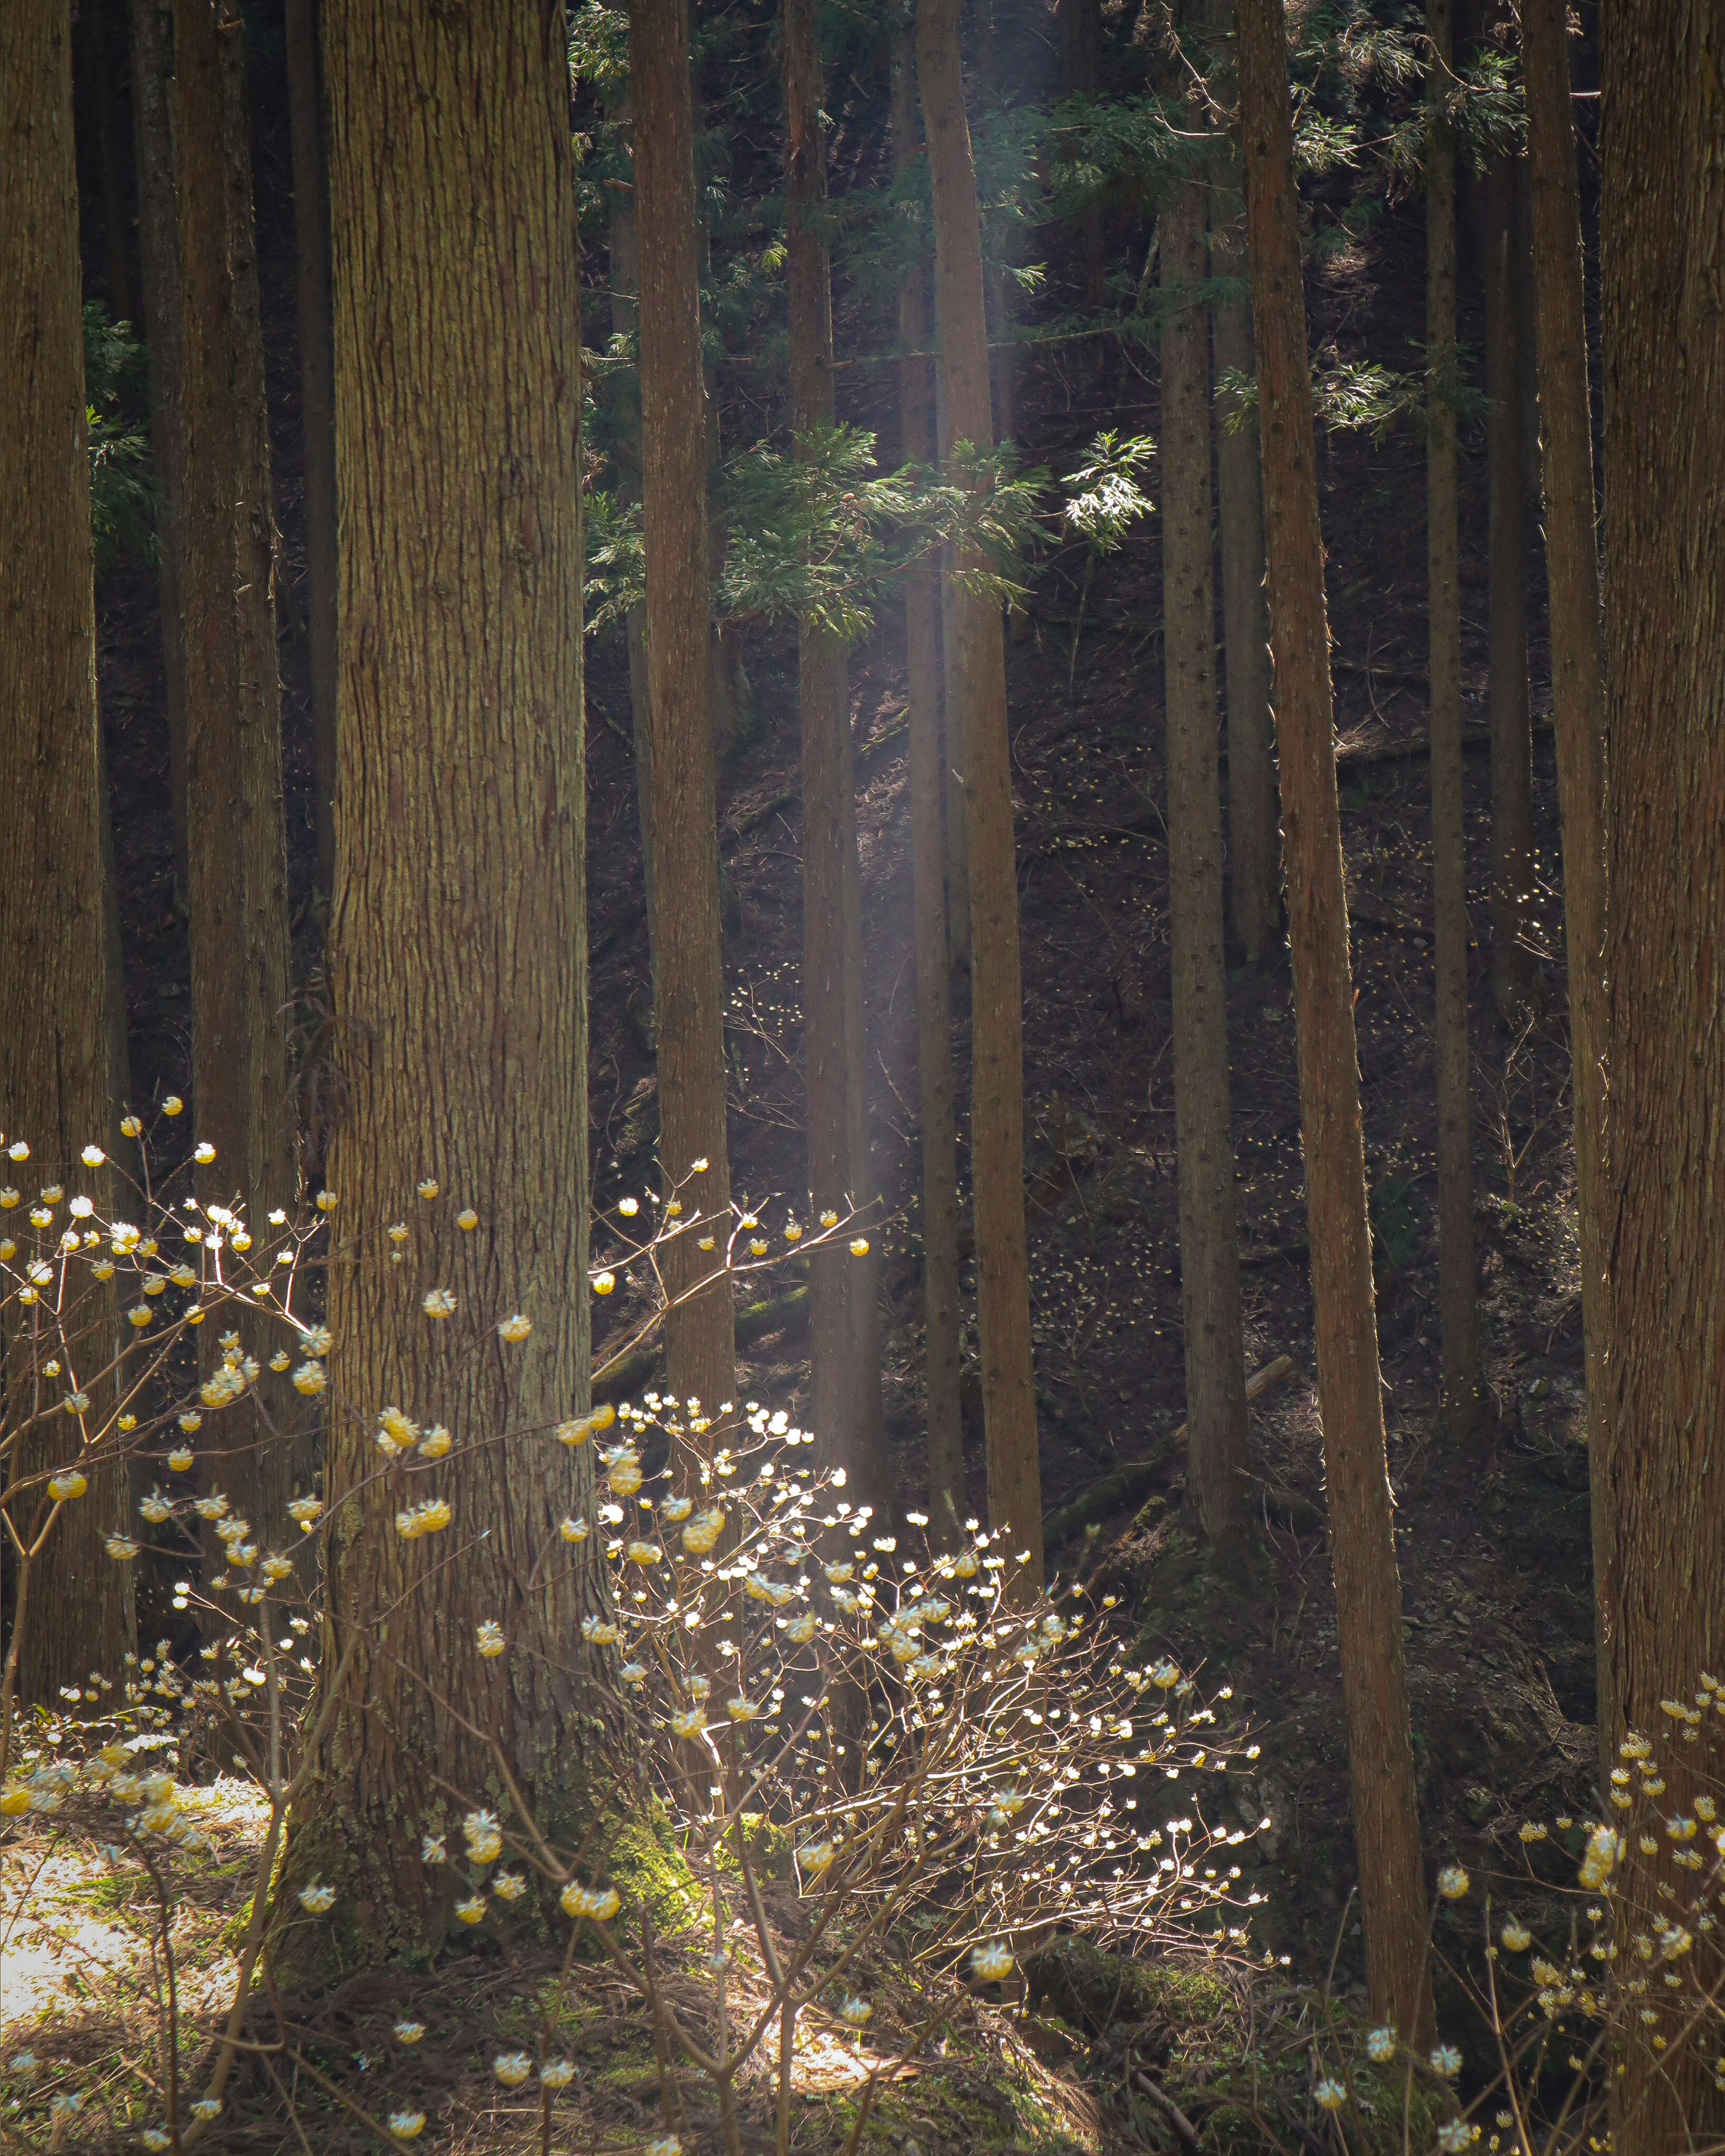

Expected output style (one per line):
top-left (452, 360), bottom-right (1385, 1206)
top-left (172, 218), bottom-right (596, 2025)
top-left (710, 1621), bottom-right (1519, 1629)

top-left (62, 62), bottom-right (1604, 2150)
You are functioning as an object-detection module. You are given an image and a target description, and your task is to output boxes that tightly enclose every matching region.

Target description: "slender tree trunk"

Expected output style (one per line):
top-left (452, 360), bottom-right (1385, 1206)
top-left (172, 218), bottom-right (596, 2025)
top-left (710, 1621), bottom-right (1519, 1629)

top-left (1060, 0), bottom-right (1106, 335)
top-left (1482, 150), bottom-right (1537, 1021)
top-left (172, 0), bottom-right (299, 1540)
top-left (783, 0), bottom-right (887, 1513)
top-left (1162, 174), bottom-right (1254, 1555)
top-left (128, 0), bottom-right (190, 892)
top-left (1599, 8), bottom-right (1725, 2148)
top-left (935, 366), bottom-right (971, 976)
top-left (284, 0), bottom-right (339, 908)
top-left (1235, 0), bottom-right (1432, 2041)
top-left (1212, 209), bottom-right (1279, 963)
top-left (1520, 0), bottom-right (1611, 1738)
top-left (1425, 0), bottom-right (1480, 1441)
top-left (283, 0), bottom-right (599, 1966)
top-left (893, 7), bottom-right (963, 1542)
top-left (0, 0), bottom-right (134, 1708)
top-left (83, 0), bottom-right (135, 326)
top-left (919, 0), bottom-right (1042, 1595)
top-left (1205, 0), bottom-right (1279, 965)
top-left (602, 79), bottom-right (660, 976)
top-left (977, 0), bottom-right (1015, 454)
top-left (631, 0), bottom-right (737, 1422)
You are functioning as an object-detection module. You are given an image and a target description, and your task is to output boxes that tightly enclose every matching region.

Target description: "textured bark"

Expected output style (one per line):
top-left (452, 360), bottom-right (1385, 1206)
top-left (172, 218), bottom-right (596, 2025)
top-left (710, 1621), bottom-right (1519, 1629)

top-left (1235, 0), bottom-right (1431, 2041)
top-left (173, 0), bottom-right (300, 1538)
top-left (1425, 0), bottom-right (1480, 1440)
top-left (892, 9), bottom-right (963, 1544)
top-left (784, 0), bottom-right (887, 1514)
top-left (0, 0), bottom-right (134, 1706)
top-left (1521, 0), bottom-right (1611, 1736)
top-left (977, 0), bottom-right (1016, 453)
top-left (1212, 214), bottom-right (1279, 965)
top-left (934, 365), bottom-right (971, 977)
top-left (1161, 177), bottom-right (1253, 1554)
top-left (127, 0), bottom-right (189, 890)
top-left (1060, 0), bottom-right (1106, 327)
top-left (1599, 6), bottom-right (1725, 2147)
top-left (284, 0), bottom-right (339, 906)
top-left (1206, 0), bottom-right (1279, 965)
top-left (1482, 150), bottom-right (1537, 1021)
top-left (83, 0), bottom-right (135, 327)
top-left (602, 79), bottom-right (659, 975)
top-left (919, 0), bottom-right (1043, 1595)
top-left (631, 0), bottom-right (737, 1420)
top-left (283, 0), bottom-right (600, 1963)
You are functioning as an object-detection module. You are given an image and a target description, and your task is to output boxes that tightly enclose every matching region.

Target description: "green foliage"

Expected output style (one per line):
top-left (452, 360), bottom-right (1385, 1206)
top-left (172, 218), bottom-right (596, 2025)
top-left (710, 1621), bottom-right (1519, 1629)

top-left (1217, 350), bottom-right (1487, 443)
top-left (1061, 432), bottom-right (1155, 557)
top-left (83, 302), bottom-right (156, 571)
top-left (586, 424), bottom-right (1050, 644)
top-left (566, 0), bottom-right (628, 88)
top-left (582, 486), bottom-right (644, 640)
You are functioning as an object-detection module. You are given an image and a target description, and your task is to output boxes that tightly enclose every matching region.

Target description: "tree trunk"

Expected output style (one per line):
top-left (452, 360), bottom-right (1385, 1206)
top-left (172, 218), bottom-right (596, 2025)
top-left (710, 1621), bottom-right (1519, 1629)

top-left (1235, 0), bottom-right (1432, 2042)
top-left (1425, 0), bottom-right (1480, 1441)
top-left (1205, 0), bottom-right (1279, 968)
top-left (1212, 208), bottom-right (1280, 967)
top-left (0, 0), bottom-right (134, 1709)
top-left (602, 77), bottom-right (660, 977)
top-left (784, 0), bottom-right (887, 1514)
top-left (1161, 174), bottom-right (1254, 1555)
top-left (82, 0), bottom-right (135, 327)
top-left (919, 0), bottom-right (1043, 1595)
top-left (1520, 0), bottom-right (1611, 1739)
top-left (631, 0), bottom-right (737, 1422)
top-left (1599, 8), bottom-right (1725, 2148)
top-left (127, 0), bottom-right (190, 893)
top-left (283, 0), bottom-right (600, 1966)
top-left (935, 366), bottom-right (971, 977)
top-left (284, 0), bottom-right (339, 908)
top-left (172, 0), bottom-right (300, 1540)
top-left (1482, 149), bottom-right (1537, 1022)
top-left (892, 6), bottom-right (964, 1543)
top-left (977, 0), bottom-right (1015, 454)
top-left (1060, 0), bottom-right (1106, 333)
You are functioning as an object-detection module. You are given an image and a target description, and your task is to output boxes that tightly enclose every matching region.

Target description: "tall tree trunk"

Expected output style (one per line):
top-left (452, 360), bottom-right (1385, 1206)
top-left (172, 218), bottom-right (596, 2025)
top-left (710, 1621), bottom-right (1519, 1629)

top-left (127, 0), bottom-right (190, 892)
top-left (918, 0), bottom-right (1043, 1595)
top-left (1482, 150), bottom-right (1537, 1021)
top-left (1060, 0), bottom-right (1106, 334)
top-left (0, 0), bottom-right (135, 1708)
top-left (1206, 0), bottom-right (1278, 964)
top-left (1425, 0), bottom-right (1479, 1442)
top-left (892, 6), bottom-right (963, 1542)
top-left (631, 0), bottom-right (737, 1421)
top-left (172, 0), bottom-right (299, 1539)
top-left (284, 0), bottom-right (339, 908)
top-left (602, 77), bottom-right (660, 976)
top-left (1520, 0), bottom-right (1611, 1738)
top-left (935, 367), bottom-right (971, 976)
top-left (783, 0), bottom-right (887, 1514)
top-left (1211, 199), bottom-right (1280, 966)
top-left (1599, 7), bottom-right (1725, 2148)
top-left (1162, 172), bottom-right (1254, 1555)
top-left (82, 0), bottom-right (135, 326)
top-left (1235, 0), bottom-right (1432, 2043)
top-left (283, 0), bottom-right (599, 1966)
top-left (978, 0), bottom-right (1015, 455)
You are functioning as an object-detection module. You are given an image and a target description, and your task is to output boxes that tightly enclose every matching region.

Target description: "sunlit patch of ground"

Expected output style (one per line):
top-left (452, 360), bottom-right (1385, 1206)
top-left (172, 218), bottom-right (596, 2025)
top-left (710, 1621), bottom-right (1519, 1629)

top-left (0, 1773), bottom-right (1115, 2152)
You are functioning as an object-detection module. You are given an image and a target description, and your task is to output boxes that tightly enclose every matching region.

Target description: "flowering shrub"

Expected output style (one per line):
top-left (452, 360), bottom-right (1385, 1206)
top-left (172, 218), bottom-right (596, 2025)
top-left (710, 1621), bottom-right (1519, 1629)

top-left (1287, 1698), bottom-right (1725, 2156)
top-left (0, 1122), bottom-right (1262, 2147)
top-left (262, 1399), bottom-right (1257, 2154)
